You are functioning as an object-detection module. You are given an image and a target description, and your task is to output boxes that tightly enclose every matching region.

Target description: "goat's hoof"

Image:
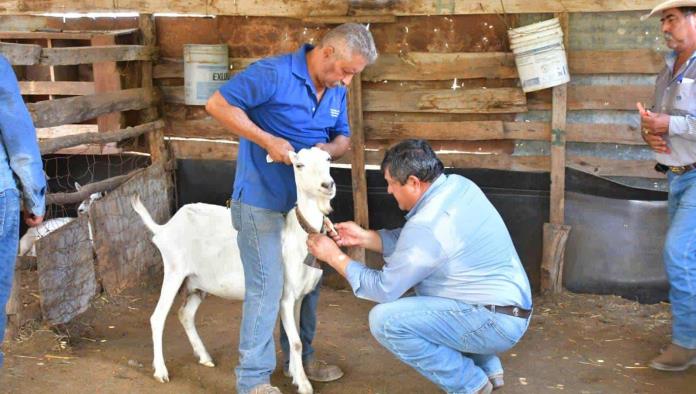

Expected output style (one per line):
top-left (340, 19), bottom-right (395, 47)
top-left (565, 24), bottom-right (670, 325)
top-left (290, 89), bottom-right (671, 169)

top-left (199, 359), bottom-right (215, 368)
top-left (153, 370), bottom-right (170, 383)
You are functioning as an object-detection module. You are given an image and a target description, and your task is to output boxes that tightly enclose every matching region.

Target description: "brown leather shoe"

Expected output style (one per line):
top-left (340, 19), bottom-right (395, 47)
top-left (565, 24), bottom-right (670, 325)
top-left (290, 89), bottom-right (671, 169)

top-left (283, 359), bottom-right (344, 382)
top-left (650, 343), bottom-right (696, 371)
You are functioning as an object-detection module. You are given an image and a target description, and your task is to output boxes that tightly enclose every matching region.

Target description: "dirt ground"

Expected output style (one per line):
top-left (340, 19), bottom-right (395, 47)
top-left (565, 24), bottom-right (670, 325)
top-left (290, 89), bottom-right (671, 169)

top-left (1, 286), bottom-right (695, 394)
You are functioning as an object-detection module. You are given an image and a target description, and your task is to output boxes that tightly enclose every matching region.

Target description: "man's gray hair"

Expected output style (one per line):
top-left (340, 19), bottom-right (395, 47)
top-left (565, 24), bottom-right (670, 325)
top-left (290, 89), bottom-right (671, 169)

top-left (320, 23), bottom-right (378, 64)
top-left (381, 139), bottom-right (444, 184)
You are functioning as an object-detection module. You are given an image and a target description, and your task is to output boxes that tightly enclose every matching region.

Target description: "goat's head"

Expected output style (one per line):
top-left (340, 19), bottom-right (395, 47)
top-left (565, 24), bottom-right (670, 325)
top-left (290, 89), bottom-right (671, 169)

top-left (75, 182), bottom-right (106, 215)
top-left (289, 147), bottom-right (335, 215)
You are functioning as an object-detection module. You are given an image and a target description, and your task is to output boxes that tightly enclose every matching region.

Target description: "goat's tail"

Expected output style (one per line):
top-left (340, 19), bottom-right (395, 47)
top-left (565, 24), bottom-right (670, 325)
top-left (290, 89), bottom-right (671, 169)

top-left (131, 195), bottom-right (163, 235)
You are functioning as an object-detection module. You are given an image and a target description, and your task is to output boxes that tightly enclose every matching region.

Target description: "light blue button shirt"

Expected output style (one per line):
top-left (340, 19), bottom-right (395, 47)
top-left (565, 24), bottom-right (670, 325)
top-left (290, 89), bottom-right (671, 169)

top-left (346, 174), bottom-right (532, 308)
top-left (0, 55), bottom-right (46, 216)
top-left (654, 50), bottom-right (696, 166)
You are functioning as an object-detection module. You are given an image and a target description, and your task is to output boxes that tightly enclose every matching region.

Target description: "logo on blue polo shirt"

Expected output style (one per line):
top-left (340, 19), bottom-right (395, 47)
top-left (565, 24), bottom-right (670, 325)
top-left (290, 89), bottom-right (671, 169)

top-left (330, 108), bottom-right (340, 117)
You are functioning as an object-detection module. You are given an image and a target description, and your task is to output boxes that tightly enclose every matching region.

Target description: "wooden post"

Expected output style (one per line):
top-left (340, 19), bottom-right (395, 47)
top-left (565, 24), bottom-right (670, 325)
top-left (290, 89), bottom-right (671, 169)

top-left (541, 12), bottom-right (572, 293)
top-left (5, 267), bottom-right (21, 338)
top-left (323, 72), bottom-right (368, 289)
top-left (139, 14), bottom-right (166, 163)
top-left (91, 34), bottom-right (124, 134)
top-left (348, 73), bottom-right (369, 263)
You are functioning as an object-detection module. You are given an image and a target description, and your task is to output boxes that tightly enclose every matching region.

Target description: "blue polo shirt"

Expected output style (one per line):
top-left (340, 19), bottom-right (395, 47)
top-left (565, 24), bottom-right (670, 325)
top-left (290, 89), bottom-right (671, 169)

top-left (218, 44), bottom-right (350, 212)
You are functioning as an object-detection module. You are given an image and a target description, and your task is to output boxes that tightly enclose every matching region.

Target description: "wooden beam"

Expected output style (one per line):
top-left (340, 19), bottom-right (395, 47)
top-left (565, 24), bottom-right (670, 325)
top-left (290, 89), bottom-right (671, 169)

top-left (333, 149), bottom-right (551, 172)
top-left (164, 117), bottom-right (238, 139)
top-left (19, 81), bottom-right (94, 96)
top-left (549, 87), bottom-right (567, 225)
top-left (40, 45), bottom-right (154, 66)
top-left (540, 223), bottom-right (571, 293)
top-left (140, 13), bottom-right (167, 164)
top-left (0, 29), bottom-right (138, 40)
top-left (154, 49), bottom-right (663, 81)
top-left (550, 13), bottom-right (568, 227)
top-left (0, 41), bottom-right (41, 65)
top-left (163, 85), bottom-right (528, 112)
top-left (542, 11), bottom-right (570, 294)
top-left (92, 35), bottom-right (124, 133)
top-left (40, 120), bottom-right (164, 155)
top-left (302, 15), bottom-right (396, 24)
top-left (46, 169), bottom-right (144, 205)
top-left (348, 72), bottom-right (368, 264)
top-left (28, 88), bottom-right (155, 128)
top-left (168, 138), bottom-right (238, 161)
top-left (363, 88), bottom-right (527, 113)
top-left (0, 1), bottom-right (657, 16)
top-left (165, 138), bottom-right (660, 179)
top-left (36, 124), bottom-right (98, 139)
top-left (528, 85), bottom-right (654, 111)
top-left (163, 117), bottom-right (644, 145)
top-left (569, 49), bottom-right (664, 75)
top-left (362, 52), bottom-right (517, 81)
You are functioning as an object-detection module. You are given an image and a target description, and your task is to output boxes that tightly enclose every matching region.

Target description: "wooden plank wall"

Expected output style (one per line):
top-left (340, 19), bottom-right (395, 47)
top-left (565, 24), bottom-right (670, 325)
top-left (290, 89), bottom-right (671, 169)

top-left (151, 13), bottom-right (662, 181)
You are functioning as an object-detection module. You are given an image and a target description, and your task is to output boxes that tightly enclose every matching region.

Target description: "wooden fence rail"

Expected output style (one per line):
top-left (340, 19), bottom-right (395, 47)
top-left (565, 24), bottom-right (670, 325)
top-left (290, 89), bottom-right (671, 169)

top-left (28, 88), bottom-right (156, 128)
top-left (0, 42), bottom-right (154, 65)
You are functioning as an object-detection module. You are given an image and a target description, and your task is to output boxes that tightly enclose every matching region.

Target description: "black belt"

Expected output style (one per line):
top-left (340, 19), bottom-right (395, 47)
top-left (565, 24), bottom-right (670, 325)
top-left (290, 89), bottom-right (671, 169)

top-left (484, 305), bottom-right (532, 319)
top-left (655, 163), bottom-right (696, 175)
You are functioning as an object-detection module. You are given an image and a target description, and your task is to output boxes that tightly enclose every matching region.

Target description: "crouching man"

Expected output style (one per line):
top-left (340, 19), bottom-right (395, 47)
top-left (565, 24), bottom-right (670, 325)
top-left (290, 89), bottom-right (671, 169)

top-left (307, 139), bottom-right (532, 394)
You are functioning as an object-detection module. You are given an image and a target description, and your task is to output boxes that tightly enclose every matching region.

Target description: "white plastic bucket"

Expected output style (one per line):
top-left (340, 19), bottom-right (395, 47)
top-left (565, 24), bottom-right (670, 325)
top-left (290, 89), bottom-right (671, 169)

top-left (184, 44), bottom-right (230, 105)
top-left (508, 18), bottom-right (569, 93)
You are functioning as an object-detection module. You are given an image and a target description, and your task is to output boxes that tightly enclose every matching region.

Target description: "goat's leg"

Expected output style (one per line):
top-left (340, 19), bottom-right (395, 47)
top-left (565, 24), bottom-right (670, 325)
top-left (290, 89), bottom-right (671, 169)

top-left (280, 297), bottom-right (313, 394)
top-left (151, 271), bottom-right (185, 383)
top-left (177, 289), bottom-right (214, 367)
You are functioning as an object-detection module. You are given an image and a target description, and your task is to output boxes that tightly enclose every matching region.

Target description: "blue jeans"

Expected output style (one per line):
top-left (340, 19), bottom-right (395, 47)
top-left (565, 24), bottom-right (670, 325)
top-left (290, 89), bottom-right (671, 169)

top-left (0, 189), bottom-right (20, 368)
top-left (665, 170), bottom-right (696, 349)
top-left (231, 200), bottom-right (320, 393)
top-left (369, 296), bottom-right (530, 394)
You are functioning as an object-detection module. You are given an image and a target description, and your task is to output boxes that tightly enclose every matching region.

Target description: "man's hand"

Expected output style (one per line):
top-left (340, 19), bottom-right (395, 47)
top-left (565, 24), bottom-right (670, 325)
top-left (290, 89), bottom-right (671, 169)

top-left (637, 102), bottom-right (671, 154)
top-left (266, 136), bottom-right (295, 165)
top-left (23, 211), bottom-right (43, 227)
top-left (332, 221), bottom-right (367, 247)
top-left (307, 233), bottom-right (343, 263)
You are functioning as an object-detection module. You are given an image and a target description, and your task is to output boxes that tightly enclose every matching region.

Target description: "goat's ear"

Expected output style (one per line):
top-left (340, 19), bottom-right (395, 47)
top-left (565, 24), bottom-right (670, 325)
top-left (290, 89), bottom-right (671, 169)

top-left (74, 182), bottom-right (81, 191)
top-left (288, 151), bottom-right (298, 164)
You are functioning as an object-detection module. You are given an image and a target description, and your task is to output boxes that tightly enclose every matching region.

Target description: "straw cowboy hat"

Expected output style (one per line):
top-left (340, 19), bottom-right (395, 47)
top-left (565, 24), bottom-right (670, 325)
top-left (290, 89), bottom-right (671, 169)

top-left (642, 0), bottom-right (696, 20)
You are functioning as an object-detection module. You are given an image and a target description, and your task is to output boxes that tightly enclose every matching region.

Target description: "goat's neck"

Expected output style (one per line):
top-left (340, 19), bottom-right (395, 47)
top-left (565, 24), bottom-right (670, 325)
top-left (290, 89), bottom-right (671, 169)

top-left (295, 192), bottom-right (329, 233)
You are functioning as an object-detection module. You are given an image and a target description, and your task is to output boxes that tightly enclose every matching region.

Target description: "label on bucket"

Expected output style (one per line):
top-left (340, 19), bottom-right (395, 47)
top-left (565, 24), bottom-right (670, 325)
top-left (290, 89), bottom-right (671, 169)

top-left (515, 45), bottom-right (569, 92)
top-left (184, 63), bottom-right (230, 105)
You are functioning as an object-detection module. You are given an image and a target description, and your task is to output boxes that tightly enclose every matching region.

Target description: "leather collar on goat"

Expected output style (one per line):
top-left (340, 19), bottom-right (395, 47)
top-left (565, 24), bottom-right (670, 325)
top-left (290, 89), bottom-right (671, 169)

top-left (294, 206), bottom-right (338, 237)
top-left (294, 206), bottom-right (325, 234)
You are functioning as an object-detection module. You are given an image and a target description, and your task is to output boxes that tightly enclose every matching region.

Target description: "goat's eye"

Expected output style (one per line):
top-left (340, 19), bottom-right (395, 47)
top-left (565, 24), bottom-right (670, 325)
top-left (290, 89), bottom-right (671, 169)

top-left (295, 163), bottom-right (304, 169)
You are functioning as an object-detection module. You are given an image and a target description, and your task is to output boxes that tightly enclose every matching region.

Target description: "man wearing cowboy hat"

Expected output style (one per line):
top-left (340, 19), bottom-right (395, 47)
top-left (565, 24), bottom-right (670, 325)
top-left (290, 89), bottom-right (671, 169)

top-left (639, 0), bottom-right (696, 372)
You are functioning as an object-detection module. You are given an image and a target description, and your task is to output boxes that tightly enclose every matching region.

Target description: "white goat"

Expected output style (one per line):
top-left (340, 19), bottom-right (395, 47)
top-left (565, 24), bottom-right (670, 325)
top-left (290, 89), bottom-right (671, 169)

top-left (17, 182), bottom-right (105, 257)
top-left (75, 182), bottom-right (106, 215)
top-left (132, 147), bottom-right (336, 394)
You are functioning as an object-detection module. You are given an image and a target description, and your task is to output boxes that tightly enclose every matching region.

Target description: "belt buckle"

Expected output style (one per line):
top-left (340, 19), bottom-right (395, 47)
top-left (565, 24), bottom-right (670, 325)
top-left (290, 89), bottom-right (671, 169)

top-left (670, 166), bottom-right (687, 175)
top-left (512, 307), bottom-right (520, 317)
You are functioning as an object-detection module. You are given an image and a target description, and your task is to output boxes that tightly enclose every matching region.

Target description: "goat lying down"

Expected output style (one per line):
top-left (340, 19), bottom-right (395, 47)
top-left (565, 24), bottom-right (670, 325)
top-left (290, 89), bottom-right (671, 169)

top-left (132, 147), bottom-right (336, 394)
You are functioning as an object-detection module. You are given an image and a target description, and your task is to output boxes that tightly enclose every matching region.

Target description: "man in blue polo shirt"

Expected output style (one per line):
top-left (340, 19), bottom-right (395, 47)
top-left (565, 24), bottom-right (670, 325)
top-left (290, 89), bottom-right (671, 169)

top-left (0, 54), bottom-right (46, 368)
top-left (307, 140), bottom-right (532, 394)
top-left (206, 23), bottom-right (377, 394)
